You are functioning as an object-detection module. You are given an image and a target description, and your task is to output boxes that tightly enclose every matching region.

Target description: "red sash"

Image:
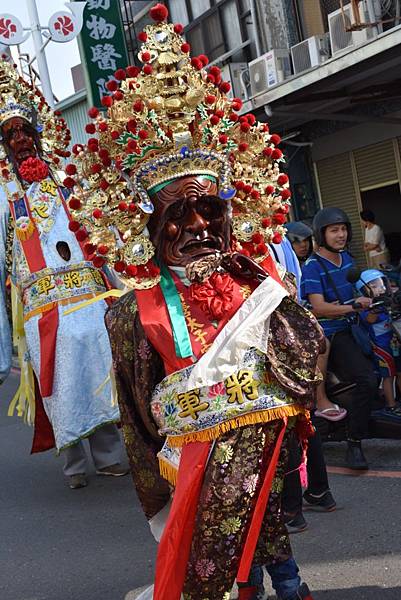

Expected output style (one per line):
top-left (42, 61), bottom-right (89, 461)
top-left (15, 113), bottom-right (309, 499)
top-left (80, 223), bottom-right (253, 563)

top-left (136, 265), bottom-right (288, 599)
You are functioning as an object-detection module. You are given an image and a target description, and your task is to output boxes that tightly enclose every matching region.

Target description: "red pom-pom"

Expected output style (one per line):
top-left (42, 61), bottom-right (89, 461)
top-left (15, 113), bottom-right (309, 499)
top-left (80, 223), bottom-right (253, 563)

top-left (93, 255), bottom-right (106, 268)
top-left (127, 138), bottom-right (138, 152)
top-left (262, 124), bottom-right (270, 132)
top-left (277, 174), bottom-right (289, 186)
top-left (270, 133), bottom-right (281, 146)
top-left (209, 66), bottom-right (221, 77)
top-left (101, 95), bottom-right (113, 108)
top-left (126, 65), bottom-right (140, 78)
top-left (18, 157), bottom-right (49, 183)
top-left (256, 242), bottom-right (268, 255)
top-left (240, 122), bottom-right (250, 133)
top-left (243, 184), bottom-right (252, 195)
top-left (98, 122), bottom-right (108, 132)
top-left (84, 242), bottom-right (96, 256)
top-left (114, 68), bottom-right (126, 80)
top-left (99, 179), bottom-right (109, 191)
top-left (111, 130), bottom-right (120, 140)
top-left (97, 244), bottom-right (109, 255)
top-left (127, 119), bottom-right (137, 133)
top-left (210, 115), bottom-right (220, 126)
top-left (85, 123), bottom-right (96, 134)
top-left (251, 232), bottom-right (264, 244)
top-left (65, 163), bottom-right (77, 176)
top-left (128, 203), bottom-right (137, 212)
top-left (262, 147), bottom-right (273, 157)
top-left (98, 148), bottom-right (109, 160)
top-left (92, 209), bottom-right (103, 219)
top-left (125, 264), bottom-right (138, 277)
top-left (229, 112), bottom-right (238, 122)
top-left (272, 232), bottom-right (283, 244)
top-left (206, 74), bottom-right (216, 84)
top-left (219, 134), bottom-right (228, 144)
top-left (114, 260), bottom-right (126, 273)
top-left (181, 43), bottom-right (190, 53)
top-left (63, 176), bottom-right (76, 188)
top-left (250, 189), bottom-right (260, 199)
top-left (174, 23), bottom-right (184, 34)
top-left (238, 142), bottom-right (249, 152)
top-left (133, 100), bottom-right (144, 112)
top-left (141, 51), bottom-right (151, 63)
top-left (191, 57), bottom-right (202, 70)
top-left (262, 217), bottom-right (271, 227)
top-left (273, 213), bottom-right (286, 225)
top-left (69, 197), bottom-right (81, 210)
top-left (281, 189), bottom-right (292, 200)
top-left (75, 228), bottom-right (88, 242)
top-left (72, 144), bottom-right (83, 155)
top-left (232, 98), bottom-right (243, 111)
top-left (68, 220), bottom-right (80, 232)
top-left (271, 148), bottom-right (283, 160)
top-left (88, 107), bottom-right (99, 119)
top-left (198, 54), bottom-right (209, 66)
top-left (215, 109), bottom-right (224, 118)
top-left (106, 79), bottom-right (118, 92)
top-left (91, 164), bottom-right (102, 176)
top-left (219, 81), bottom-right (231, 93)
top-left (113, 91), bottom-right (124, 101)
top-left (235, 180), bottom-right (245, 190)
top-left (118, 201), bottom-right (128, 211)
top-left (143, 64), bottom-right (153, 75)
top-left (150, 3), bottom-right (168, 22)
top-left (205, 94), bottom-right (216, 105)
top-left (138, 129), bottom-right (149, 140)
top-left (138, 31), bottom-right (148, 42)
top-left (265, 185), bottom-right (275, 195)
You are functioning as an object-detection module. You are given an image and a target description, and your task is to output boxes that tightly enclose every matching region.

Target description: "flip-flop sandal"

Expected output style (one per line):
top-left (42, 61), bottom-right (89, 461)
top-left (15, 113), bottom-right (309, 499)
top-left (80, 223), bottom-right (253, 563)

top-left (314, 404), bottom-right (347, 422)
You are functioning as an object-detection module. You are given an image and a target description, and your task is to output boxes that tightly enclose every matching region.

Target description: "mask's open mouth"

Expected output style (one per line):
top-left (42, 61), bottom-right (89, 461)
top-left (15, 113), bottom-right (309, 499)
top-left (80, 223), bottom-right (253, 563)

top-left (182, 237), bottom-right (221, 252)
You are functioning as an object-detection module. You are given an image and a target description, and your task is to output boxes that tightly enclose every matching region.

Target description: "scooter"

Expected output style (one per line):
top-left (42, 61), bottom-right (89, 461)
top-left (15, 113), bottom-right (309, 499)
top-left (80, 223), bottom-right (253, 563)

top-left (313, 270), bottom-right (401, 442)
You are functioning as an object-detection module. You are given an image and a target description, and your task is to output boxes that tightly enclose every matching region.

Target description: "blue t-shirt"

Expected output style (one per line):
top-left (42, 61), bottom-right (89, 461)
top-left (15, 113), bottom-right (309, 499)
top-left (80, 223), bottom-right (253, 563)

top-left (301, 251), bottom-right (355, 336)
top-left (360, 308), bottom-right (393, 351)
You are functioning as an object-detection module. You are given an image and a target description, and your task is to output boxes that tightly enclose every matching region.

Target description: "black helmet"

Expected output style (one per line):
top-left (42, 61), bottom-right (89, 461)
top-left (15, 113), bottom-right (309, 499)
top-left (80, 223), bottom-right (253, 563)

top-left (285, 221), bottom-right (313, 243)
top-left (313, 207), bottom-right (352, 249)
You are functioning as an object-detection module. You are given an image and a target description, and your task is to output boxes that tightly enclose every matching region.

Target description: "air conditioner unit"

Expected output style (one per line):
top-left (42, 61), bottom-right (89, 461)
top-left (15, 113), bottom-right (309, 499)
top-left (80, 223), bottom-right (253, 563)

top-left (220, 62), bottom-right (249, 101)
top-left (328, 2), bottom-right (379, 57)
top-left (291, 35), bottom-right (331, 75)
top-left (249, 50), bottom-right (292, 97)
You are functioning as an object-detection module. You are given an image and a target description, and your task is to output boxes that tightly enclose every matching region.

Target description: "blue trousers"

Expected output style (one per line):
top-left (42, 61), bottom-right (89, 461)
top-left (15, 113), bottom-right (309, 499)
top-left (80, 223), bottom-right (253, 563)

top-left (248, 558), bottom-right (301, 599)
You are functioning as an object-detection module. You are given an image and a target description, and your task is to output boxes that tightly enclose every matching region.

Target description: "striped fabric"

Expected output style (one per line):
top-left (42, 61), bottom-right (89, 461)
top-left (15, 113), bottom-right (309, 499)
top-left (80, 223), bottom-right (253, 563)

top-left (301, 251), bottom-right (355, 336)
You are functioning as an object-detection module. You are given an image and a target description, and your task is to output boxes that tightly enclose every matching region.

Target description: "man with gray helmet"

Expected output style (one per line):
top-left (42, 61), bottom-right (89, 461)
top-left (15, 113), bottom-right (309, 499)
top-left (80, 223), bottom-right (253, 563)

top-left (301, 208), bottom-right (377, 470)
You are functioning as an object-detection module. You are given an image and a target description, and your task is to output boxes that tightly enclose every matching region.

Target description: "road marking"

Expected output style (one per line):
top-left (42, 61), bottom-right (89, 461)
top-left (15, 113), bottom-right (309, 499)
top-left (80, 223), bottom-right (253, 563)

top-left (328, 465), bottom-right (401, 478)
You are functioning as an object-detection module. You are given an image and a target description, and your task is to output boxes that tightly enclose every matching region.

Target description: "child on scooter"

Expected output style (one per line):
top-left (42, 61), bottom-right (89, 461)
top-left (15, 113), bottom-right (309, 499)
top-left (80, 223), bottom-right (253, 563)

top-left (356, 269), bottom-right (401, 419)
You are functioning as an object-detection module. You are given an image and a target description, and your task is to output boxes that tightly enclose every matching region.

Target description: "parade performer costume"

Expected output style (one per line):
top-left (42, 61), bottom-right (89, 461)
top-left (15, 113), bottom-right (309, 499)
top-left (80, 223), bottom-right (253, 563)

top-left (67, 5), bottom-right (322, 598)
top-left (0, 60), bottom-right (121, 470)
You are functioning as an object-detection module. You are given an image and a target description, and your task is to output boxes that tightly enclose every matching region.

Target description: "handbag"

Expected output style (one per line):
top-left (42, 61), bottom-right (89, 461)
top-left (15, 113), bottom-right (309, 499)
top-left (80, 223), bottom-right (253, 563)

top-left (313, 254), bottom-right (373, 357)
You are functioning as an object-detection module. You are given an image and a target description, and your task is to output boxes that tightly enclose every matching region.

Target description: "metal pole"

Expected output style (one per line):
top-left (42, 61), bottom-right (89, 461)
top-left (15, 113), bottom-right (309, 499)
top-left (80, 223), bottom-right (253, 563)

top-left (26, 0), bottom-right (54, 107)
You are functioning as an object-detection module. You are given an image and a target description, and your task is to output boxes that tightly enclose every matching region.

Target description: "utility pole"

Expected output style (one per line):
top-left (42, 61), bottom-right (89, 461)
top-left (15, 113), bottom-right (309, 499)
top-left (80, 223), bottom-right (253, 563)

top-left (26, 0), bottom-right (54, 107)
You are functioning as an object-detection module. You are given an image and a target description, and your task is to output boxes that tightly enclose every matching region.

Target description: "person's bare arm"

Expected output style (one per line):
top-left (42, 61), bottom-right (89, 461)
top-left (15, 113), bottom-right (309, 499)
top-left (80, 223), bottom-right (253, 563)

top-left (308, 293), bottom-right (371, 318)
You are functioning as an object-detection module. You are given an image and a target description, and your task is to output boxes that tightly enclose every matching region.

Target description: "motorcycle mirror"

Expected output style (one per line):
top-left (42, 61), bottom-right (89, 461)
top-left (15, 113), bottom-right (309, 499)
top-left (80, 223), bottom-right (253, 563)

top-left (346, 267), bottom-right (361, 284)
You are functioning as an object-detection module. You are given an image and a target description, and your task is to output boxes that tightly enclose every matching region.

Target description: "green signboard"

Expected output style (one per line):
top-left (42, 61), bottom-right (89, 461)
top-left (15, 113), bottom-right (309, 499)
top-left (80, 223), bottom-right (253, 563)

top-left (76, 0), bottom-right (129, 108)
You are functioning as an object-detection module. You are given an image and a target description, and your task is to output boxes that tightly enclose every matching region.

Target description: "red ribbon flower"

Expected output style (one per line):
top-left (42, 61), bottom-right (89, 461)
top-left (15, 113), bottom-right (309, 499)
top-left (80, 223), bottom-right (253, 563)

top-left (189, 272), bottom-right (234, 321)
top-left (18, 157), bottom-right (49, 183)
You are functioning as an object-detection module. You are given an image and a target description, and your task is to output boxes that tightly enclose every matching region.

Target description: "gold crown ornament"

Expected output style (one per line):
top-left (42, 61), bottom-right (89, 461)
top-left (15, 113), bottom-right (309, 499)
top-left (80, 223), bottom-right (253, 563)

top-left (0, 58), bottom-right (71, 193)
top-left (65, 3), bottom-right (291, 289)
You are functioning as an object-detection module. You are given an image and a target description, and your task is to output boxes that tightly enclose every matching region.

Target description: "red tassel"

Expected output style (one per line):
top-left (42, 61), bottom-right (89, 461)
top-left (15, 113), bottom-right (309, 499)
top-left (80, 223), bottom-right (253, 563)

top-left (238, 586), bottom-right (257, 600)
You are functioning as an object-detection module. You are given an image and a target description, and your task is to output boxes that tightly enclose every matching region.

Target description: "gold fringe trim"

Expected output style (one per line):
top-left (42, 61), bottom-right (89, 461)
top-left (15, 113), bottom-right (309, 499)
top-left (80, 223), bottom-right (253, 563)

top-left (167, 405), bottom-right (307, 448)
top-left (9, 283), bottom-right (35, 424)
top-left (158, 456), bottom-right (178, 487)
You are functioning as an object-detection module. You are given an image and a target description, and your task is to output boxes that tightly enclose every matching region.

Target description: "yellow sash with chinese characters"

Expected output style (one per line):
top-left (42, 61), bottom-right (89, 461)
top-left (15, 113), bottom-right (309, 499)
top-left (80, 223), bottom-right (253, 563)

top-left (151, 347), bottom-right (305, 449)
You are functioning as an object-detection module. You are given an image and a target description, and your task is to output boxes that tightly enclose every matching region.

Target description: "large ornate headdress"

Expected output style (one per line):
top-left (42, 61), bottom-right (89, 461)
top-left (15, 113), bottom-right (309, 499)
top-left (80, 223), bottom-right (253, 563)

top-left (65, 3), bottom-right (291, 289)
top-left (0, 58), bottom-right (71, 187)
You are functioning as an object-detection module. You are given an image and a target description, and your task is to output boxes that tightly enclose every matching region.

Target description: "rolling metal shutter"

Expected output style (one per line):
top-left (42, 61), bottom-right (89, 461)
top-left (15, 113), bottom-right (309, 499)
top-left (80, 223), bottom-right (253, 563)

top-left (316, 152), bottom-right (366, 265)
top-left (353, 140), bottom-right (398, 191)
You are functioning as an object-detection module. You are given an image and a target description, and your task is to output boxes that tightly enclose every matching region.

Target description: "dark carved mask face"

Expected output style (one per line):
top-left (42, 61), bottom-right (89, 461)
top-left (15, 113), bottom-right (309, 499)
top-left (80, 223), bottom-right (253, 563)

top-left (2, 117), bottom-right (38, 166)
top-left (147, 175), bottom-right (230, 267)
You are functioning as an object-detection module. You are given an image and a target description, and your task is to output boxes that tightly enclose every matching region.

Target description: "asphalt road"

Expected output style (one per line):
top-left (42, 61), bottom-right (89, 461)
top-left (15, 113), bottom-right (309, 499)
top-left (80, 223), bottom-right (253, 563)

top-left (2, 369), bottom-right (401, 600)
